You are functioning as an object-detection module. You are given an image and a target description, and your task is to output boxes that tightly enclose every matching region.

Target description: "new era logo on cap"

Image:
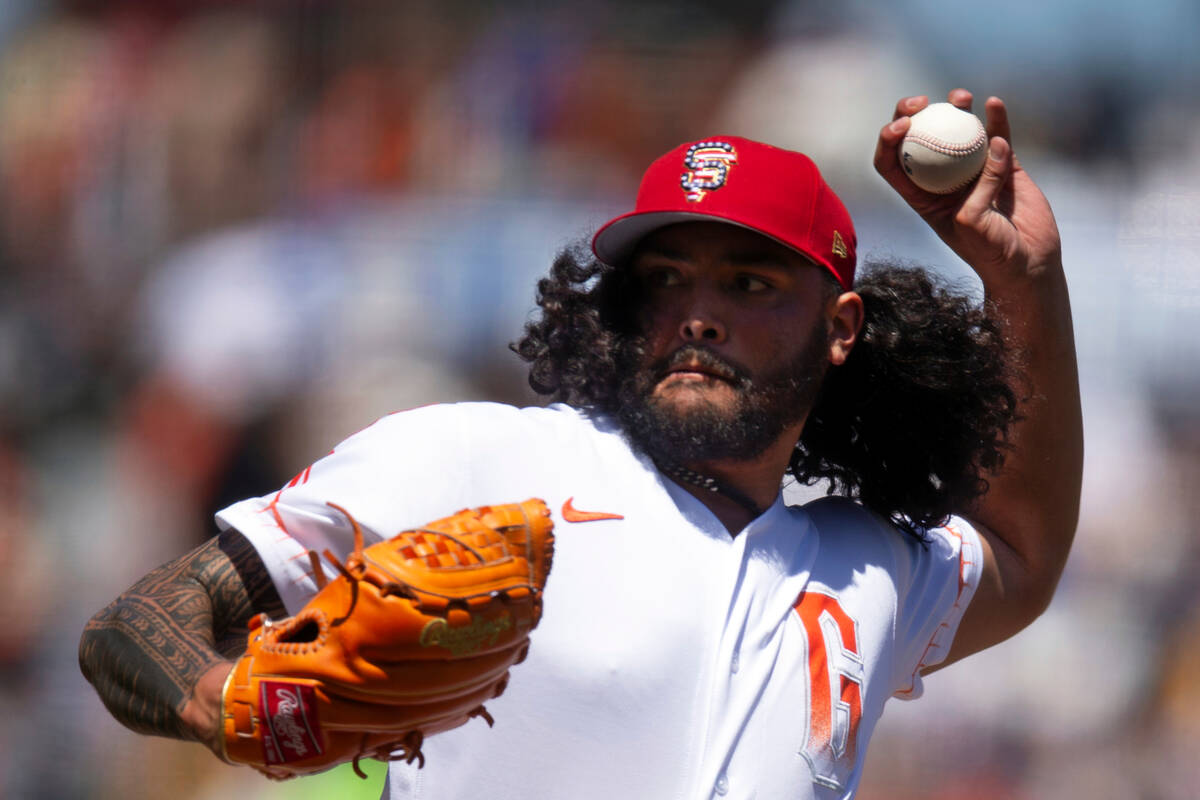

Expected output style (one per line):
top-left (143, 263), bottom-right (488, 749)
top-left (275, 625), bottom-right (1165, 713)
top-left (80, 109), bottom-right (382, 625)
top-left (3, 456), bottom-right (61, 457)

top-left (592, 136), bottom-right (857, 289)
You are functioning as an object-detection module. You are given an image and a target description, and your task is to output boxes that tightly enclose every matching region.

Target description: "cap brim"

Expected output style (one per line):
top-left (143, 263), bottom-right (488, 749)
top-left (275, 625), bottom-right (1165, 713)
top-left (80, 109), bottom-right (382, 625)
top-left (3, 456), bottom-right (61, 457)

top-left (592, 210), bottom-right (822, 272)
top-left (593, 212), bottom-right (713, 266)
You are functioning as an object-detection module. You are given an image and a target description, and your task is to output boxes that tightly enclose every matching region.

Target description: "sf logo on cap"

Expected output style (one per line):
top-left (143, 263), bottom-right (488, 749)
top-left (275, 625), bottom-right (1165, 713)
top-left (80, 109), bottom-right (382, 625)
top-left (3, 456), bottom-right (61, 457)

top-left (680, 141), bottom-right (738, 202)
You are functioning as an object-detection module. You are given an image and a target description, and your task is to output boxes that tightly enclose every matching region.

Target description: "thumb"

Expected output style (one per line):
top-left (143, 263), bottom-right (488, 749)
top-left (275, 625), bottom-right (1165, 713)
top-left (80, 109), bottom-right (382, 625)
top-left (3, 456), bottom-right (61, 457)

top-left (958, 136), bottom-right (1011, 223)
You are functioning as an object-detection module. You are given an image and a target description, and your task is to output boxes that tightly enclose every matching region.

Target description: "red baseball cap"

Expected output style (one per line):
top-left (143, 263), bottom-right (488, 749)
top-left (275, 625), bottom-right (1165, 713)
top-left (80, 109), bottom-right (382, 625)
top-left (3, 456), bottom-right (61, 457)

top-left (592, 136), bottom-right (857, 289)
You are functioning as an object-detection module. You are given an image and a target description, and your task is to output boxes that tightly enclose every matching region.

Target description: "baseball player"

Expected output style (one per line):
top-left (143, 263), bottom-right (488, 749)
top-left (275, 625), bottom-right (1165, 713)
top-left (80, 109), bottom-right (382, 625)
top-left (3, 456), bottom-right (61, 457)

top-left (80, 90), bottom-right (1081, 798)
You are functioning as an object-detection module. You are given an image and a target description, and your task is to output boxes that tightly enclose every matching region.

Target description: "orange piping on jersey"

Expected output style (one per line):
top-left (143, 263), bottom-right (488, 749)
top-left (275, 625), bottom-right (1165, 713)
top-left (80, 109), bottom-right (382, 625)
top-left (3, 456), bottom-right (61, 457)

top-left (895, 522), bottom-right (977, 698)
top-left (259, 493), bottom-right (289, 536)
top-left (285, 466), bottom-right (313, 488)
top-left (258, 463), bottom-right (322, 536)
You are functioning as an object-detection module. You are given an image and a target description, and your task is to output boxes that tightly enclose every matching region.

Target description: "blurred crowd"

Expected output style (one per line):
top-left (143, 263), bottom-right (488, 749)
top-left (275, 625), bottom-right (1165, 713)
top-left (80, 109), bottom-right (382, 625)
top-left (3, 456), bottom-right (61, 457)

top-left (1, 1), bottom-right (1197, 798)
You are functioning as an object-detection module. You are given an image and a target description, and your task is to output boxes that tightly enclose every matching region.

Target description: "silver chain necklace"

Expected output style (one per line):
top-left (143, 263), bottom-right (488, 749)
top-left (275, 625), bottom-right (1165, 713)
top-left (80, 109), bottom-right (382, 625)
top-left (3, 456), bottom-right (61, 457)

top-left (654, 460), bottom-right (765, 517)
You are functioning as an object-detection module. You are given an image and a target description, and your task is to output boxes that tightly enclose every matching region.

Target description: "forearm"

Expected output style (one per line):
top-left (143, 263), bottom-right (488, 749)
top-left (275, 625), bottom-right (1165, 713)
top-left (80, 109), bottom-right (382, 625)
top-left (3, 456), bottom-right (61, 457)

top-left (80, 581), bottom-right (228, 741)
top-left (79, 529), bottom-right (286, 742)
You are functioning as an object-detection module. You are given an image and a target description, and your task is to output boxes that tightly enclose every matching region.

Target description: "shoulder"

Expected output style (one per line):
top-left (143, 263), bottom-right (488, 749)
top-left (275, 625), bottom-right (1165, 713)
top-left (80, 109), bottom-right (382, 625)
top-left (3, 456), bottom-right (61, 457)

top-left (338, 402), bottom-right (626, 464)
top-left (801, 495), bottom-right (903, 556)
top-left (800, 496), bottom-right (977, 591)
top-left (343, 401), bottom-right (587, 442)
top-left (801, 495), bottom-right (888, 533)
top-left (801, 496), bottom-right (974, 555)
top-left (367, 401), bottom-right (599, 431)
top-left (797, 496), bottom-right (908, 588)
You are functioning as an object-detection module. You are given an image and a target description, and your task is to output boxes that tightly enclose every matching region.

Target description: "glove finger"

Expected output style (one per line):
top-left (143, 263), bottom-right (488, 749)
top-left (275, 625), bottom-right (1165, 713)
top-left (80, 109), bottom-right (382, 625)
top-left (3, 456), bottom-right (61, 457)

top-left (320, 673), bottom-right (510, 734)
top-left (319, 643), bottom-right (527, 704)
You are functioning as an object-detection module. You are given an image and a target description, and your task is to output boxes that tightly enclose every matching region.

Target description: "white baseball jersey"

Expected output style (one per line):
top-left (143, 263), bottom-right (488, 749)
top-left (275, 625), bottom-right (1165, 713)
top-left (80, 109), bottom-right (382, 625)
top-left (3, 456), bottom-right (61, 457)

top-left (217, 402), bottom-right (982, 799)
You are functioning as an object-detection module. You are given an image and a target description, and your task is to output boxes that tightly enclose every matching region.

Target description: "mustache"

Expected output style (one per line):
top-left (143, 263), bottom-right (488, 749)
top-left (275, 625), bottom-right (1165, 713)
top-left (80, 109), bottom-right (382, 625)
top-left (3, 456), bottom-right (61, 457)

top-left (651, 345), bottom-right (751, 385)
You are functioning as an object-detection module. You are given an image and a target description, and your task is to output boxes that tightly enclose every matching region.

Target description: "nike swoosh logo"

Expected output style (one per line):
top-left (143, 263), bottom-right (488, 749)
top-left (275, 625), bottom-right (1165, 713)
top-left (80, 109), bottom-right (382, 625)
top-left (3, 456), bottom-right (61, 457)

top-left (561, 497), bottom-right (624, 523)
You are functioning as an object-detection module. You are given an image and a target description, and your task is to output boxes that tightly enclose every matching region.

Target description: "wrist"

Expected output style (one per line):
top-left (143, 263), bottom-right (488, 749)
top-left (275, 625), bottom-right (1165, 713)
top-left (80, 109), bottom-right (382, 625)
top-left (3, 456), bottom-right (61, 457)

top-left (981, 254), bottom-right (1067, 306)
top-left (180, 661), bottom-right (235, 759)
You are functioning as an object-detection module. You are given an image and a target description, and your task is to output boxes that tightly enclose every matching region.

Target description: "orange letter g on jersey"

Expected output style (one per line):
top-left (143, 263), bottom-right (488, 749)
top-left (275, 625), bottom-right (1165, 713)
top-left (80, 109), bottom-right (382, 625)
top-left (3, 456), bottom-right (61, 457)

top-left (794, 590), bottom-right (864, 792)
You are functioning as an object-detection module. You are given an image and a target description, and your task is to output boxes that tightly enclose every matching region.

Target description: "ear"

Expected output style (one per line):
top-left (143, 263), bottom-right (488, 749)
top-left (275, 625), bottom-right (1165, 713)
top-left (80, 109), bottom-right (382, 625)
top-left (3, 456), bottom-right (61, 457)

top-left (827, 291), bottom-right (864, 366)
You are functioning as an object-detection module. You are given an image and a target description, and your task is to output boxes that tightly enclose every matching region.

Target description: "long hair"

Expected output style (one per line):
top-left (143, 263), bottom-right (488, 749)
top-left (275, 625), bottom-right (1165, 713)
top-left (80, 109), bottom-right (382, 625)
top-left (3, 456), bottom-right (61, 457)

top-left (512, 241), bottom-right (642, 410)
top-left (793, 264), bottom-right (1020, 533)
top-left (511, 241), bottom-right (1020, 533)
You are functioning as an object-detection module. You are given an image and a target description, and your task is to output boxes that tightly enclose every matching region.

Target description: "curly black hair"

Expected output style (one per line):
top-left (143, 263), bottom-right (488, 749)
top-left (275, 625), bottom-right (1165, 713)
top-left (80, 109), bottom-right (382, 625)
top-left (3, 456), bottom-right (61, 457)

top-left (512, 241), bottom-right (642, 410)
top-left (793, 264), bottom-right (1021, 533)
top-left (511, 240), bottom-right (1021, 533)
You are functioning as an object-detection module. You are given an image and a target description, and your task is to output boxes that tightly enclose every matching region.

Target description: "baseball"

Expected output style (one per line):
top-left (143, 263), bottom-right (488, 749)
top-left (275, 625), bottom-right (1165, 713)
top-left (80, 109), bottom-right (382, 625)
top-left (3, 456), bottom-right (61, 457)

top-left (900, 102), bottom-right (989, 194)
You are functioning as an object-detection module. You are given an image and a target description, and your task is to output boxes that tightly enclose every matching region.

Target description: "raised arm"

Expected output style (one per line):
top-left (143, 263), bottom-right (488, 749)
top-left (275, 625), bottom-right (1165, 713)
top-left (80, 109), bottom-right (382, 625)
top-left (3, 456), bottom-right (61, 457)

top-left (79, 529), bottom-right (286, 756)
top-left (874, 90), bottom-right (1083, 663)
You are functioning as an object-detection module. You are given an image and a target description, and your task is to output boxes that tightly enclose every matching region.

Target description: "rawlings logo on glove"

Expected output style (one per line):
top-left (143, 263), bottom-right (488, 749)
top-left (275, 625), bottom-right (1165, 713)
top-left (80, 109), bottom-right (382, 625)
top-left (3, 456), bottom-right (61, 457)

top-left (262, 682), bottom-right (321, 763)
top-left (419, 614), bottom-right (513, 656)
top-left (220, 498), bottom-right (555, 779)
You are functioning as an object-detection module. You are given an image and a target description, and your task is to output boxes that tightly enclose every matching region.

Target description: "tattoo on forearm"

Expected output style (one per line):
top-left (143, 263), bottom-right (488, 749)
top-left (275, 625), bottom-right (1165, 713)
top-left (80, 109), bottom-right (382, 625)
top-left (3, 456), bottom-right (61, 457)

top-left (79, 530), bottom-right (286, 740)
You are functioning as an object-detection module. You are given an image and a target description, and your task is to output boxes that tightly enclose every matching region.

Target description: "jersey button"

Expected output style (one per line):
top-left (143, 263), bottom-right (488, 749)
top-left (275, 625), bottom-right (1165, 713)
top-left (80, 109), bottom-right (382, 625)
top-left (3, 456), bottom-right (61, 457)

top-left (730, 652), bottom-right (740, 674)
top-left (715, 774), bottom-right (729, 795)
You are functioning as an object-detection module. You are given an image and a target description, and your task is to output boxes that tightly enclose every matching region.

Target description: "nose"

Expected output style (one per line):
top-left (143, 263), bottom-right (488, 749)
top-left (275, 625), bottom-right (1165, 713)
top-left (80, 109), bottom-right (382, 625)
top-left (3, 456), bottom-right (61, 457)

top-left (679, 315), bottom-right (726, 343)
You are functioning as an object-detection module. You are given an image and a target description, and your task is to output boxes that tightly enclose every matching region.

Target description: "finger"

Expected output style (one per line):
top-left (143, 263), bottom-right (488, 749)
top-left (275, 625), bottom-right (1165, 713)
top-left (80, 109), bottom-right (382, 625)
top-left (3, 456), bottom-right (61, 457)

top-left (947, 88), bottom-right (974, 112)
top-left (958, 136), bottom-right (1011, 223)
top-left (892, 95), bottom-right (928, 121)
top-left (873, 116), bottom-right (909, 179)
top-left (983, 95), bottom-right (1012, 147)
top-left (873, 117), bottom-right (935, 206)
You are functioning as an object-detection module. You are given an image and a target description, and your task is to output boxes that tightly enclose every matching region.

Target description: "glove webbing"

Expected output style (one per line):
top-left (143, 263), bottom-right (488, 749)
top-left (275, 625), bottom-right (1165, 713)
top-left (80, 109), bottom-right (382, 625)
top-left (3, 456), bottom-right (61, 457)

top-left (311, 503), bottom-right (537, 606)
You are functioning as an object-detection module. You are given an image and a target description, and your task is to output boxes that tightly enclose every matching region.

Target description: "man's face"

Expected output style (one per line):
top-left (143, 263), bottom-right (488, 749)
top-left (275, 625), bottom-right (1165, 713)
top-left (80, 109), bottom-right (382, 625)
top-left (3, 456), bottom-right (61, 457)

top-left (615, 221), bottom-right (837, 464)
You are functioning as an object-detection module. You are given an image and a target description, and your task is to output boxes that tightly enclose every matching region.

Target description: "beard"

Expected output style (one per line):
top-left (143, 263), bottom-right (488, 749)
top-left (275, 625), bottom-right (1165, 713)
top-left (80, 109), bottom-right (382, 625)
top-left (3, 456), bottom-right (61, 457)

top-left (615, 322), bottom-right (829, 464)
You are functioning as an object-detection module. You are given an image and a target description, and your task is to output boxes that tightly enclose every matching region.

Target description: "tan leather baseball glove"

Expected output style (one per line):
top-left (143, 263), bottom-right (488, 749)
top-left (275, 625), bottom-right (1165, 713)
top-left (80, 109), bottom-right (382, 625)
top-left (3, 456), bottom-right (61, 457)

top-left (220, 498), bottom-right (554, 779)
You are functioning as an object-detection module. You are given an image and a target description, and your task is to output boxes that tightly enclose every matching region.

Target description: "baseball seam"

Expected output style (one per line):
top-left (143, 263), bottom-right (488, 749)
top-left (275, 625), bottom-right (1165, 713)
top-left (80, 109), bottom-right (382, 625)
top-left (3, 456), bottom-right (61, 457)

top-left (904, 133), bottom-right (985, 156)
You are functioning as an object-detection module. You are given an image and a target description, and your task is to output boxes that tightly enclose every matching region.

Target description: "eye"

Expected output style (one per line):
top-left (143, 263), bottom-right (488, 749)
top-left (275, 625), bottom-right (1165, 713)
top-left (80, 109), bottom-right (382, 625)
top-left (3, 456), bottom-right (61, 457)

top-left (734, 273), bottom-right (773, 293)
top-left (643, 266), bottom-right (682, 288)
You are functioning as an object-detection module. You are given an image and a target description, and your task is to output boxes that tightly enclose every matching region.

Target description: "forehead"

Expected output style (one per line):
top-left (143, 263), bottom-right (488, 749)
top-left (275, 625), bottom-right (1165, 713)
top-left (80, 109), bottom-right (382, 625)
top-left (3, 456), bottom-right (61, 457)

top-left (631, 221), bottom-right (815, 269)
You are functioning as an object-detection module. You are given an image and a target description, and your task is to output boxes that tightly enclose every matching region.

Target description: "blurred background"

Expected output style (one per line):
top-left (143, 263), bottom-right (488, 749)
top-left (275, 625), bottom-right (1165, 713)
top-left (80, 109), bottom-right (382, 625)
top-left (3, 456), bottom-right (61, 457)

top-left (1, 0), bottom-right (1197, 797)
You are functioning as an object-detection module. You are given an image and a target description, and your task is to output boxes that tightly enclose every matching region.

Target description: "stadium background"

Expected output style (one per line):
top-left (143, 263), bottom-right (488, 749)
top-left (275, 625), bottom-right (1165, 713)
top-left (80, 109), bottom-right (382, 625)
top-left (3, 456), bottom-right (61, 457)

top-left (1, 1), bottom-right (1197, 797)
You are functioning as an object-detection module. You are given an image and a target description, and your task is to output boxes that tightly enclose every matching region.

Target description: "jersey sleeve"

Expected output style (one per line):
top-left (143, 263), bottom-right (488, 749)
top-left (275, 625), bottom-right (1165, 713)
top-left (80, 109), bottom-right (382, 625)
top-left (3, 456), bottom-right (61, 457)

top-left (890, 515), bottom-right (984, 700)
top-left (213, 403), bottom-right (477, 613)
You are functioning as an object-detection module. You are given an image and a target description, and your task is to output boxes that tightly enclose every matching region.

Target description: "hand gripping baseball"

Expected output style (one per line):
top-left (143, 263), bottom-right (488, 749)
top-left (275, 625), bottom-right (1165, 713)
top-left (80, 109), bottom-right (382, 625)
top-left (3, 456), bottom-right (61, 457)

top-left (219, 499), bottom-right (555, 779)
top-left (874, 90), bottom-right (1062, 289)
